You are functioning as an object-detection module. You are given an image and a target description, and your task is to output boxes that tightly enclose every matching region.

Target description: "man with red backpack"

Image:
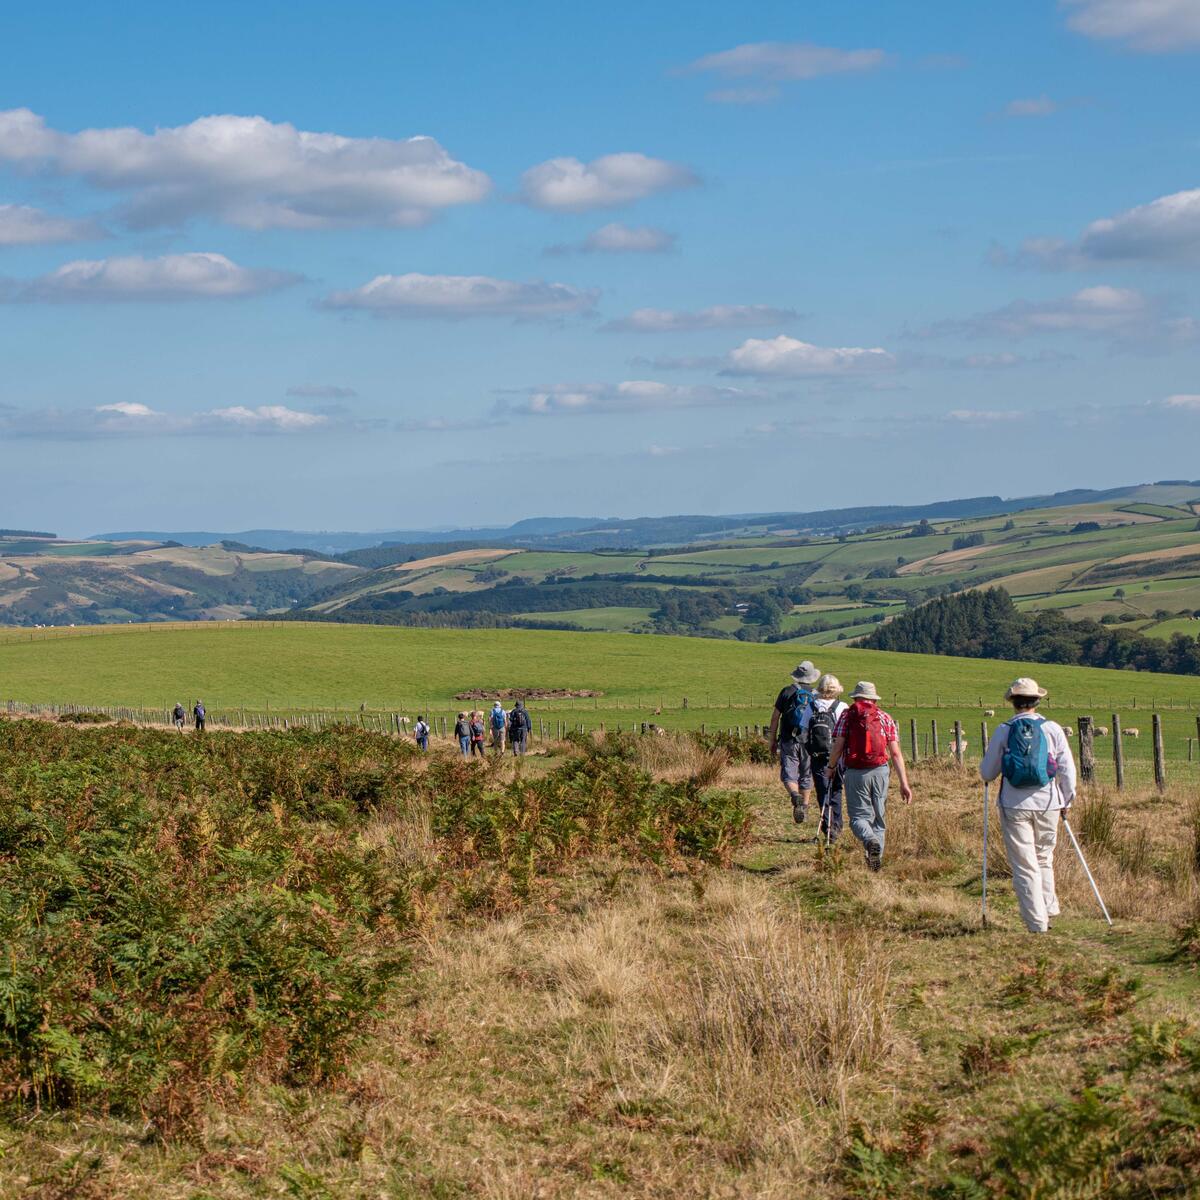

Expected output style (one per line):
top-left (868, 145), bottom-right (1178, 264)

top-left (825, 681), bottom-right (912, 871)
top-left (768, 660), bottom-right (821, 824)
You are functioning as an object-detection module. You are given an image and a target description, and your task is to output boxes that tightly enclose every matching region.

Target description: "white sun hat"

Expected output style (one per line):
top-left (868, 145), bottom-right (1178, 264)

top-left (850, 680), bottom-right (880, 701)
top-left (1005, 677), bottom-right (1048, 699)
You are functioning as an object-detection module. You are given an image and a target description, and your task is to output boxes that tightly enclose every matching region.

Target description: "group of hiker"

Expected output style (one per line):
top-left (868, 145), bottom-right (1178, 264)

top-left (172, 700), bottom-right (205, 732)
top-left (769, 660), bottom-right (1077, 934)
top-left (451, 700), bottom-right (532, 758)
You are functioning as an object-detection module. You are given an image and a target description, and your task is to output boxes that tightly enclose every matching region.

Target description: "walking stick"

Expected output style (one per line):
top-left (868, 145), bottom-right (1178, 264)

top-left (981, 783), bottom-right (989, 929)
top-left (1061, 813), bottom-right (1113, 927)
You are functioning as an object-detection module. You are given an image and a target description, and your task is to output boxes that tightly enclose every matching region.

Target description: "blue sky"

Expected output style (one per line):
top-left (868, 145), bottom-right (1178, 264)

top-left (2, 0), bottom-right (1200, 535)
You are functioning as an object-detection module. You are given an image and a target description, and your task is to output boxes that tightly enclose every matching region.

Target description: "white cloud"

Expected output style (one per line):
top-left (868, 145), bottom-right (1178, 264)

top-left (1003, 95), bottom-right (1059, 117)
top-left (946, 408), bottom-right (1026, 423)
top-left (684, 41), bottom-right (887, 82)
top-left (0, 203), bottom-right (101, 245)
top-left (722, 334), bottom-right (896, 377)
top-left (705, 86), bottom-right (783, 106)
top-left (0, 108), bottom-right (491, 230)
top-left (917, 285), bottom-right (1198, 345)
top-left (503, 379), bottom-right (763, 416)
top-left (604, 304), bottom-right (799, 333)
top-left (520, 153), bottom-right (698, 212)
top-left (1062, 0), bottom-right (1200, 51)
top-left (1161, 393), bottom-right (1200, 410)
top-left (0, 401), bottom-right (342, 439)
top-left (545, 222), bottom-right (676, 256)
top-left (321, 272), bottom-right (597, 319)
top-left (287, 384), bottom-right (358, 399)
top-left (3, 252), bottom-right (299, 302)
top-left (1064, 188), bottom-right (1200, 265)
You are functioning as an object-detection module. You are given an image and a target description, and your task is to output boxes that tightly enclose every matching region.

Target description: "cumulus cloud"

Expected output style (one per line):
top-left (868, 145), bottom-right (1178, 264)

top-left (603, 304), bottom-right (799, 333)
top-left (286, 384), bottom-right (358, 399)
top-left (0, 108), bottom-right (490, 230)
top-left (1012, 188), bottom-right (1200, 268)
top-left (0, 400), bottom-right (346, 439)
top-left (321, 272), bottom-right (597, 319)
top-left (546, 222), bottom-right (677, 256)
top-left (520, 153), bottom-right (698, 212)
top-left (684, 41), bottom-right (887, 101)
top-left (0, 203), bottom-right (102, 245)
top-left (916, 285), bottom-right (1198, 345)
top-left (1061, 0), bottom-right (1200, 51)
top-left (501, 379), bottom-right (763, 416)
top-left (1003, 95), bottom-right (1059, 117)
top-left (1, 252), bottom-right (300, 302)
top-left (1160, 393), bottom-right (1200, 411)
top-left (722, 334), bottom-right (896, 378)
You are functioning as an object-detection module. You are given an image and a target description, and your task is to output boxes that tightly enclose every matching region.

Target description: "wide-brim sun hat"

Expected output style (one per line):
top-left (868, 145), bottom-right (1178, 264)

top-left (790, 660), bottom-right (820, 685)
top-left (850, 680), bottom-right (880, 701)
top-left (1006, 677), bottom-right (1048, 699)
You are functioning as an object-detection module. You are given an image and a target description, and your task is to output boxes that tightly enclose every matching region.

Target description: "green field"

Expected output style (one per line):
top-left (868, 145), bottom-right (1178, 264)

top-left (4, 623), bottom-right (1198, 782)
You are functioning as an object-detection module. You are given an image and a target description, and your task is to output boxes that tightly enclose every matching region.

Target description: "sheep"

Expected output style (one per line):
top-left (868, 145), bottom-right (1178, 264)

top-left (1095, 726), bottom-right (1109, 737)
top-left (1125, 727), bottom-right (1140, 739)
top-left (949, 736), bottom-right (969, 756)
top-left (1062, 726), bottom-right (1074, 738)
top-left (983, 709), bottom-right (996, 718)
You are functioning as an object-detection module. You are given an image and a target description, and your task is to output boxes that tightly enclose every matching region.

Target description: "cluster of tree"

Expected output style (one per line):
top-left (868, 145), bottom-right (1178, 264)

top-left (864, 588), bottom-right (1200, 676)
top-left (0, 528), bottom-right (56, 539)
top-left (951, 532), bottom-right (986, 551)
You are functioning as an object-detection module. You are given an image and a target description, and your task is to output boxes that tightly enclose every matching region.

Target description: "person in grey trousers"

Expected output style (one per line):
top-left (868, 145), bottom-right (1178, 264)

top-left (824, 681), bottom-right (912, 871)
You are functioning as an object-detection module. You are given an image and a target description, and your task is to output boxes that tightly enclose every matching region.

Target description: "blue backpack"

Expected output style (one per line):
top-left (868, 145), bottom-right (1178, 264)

top-left (1001, 716), bottom-right (1058, 788)
top-left (491, 708), bottom-right (506, 731)
top-left (779, 686), bottom-right (813, 741)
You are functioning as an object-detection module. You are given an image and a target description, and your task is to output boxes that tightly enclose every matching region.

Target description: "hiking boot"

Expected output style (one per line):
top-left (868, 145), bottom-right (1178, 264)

top-left (792, 800), bottom-right (807, 824)
top-left (865, 840), bottom-right (883, 872)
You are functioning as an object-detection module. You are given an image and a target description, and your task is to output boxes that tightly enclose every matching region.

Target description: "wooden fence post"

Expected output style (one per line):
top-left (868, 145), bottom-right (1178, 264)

top-left (1153, 713), bottom-right (1166, 794)
top-left (1111, 714), bottom-right (1124, 791)
top-left (931, 719), bottom-right (939, 757)
top-left (980, 721), bottom-right (989, 756)
top-left (1078, 716), bottom-right (1094, 785)
top-left (910, 718), bottom-right (918, 762)
top-left (954, 720), bottom-right (964, 767)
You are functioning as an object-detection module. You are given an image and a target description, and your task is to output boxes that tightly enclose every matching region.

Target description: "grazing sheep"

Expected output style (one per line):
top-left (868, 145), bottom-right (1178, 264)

top-left (1095, 726), bottom-right (1109, 737)
top-left (1125, 727), bottom-right (1140, 738)
top-left (983, 709), bottom-right (996, 717)
top-left (399, 716), bottom-right (411, 728)
top-left (1062, 726), bottom-right (1074, 738)
top-left (949, 736), bottom-right (969, 755)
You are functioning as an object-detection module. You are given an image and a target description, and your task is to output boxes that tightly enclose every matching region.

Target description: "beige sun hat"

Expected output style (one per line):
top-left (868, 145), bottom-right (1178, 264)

top-left (790, 660), bottom-right (820, 685)
top-left (1006, 676), bottom-right (1048, 699)
top-left (816, 673), bottom-right (843, 697)
top-left (850, 680), bottom-right (880, 701)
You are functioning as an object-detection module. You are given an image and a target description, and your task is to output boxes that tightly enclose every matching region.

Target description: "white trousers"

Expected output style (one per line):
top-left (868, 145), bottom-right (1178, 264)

top-left (999, 807), bottom-right (1061, 933)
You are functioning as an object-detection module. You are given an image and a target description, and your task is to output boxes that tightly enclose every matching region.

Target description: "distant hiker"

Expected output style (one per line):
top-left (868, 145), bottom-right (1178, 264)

top-left (801, 674), bottom-right (848, 843)
top-left (508, 700), bottom-right (531, 756)
top-left (455, 711), bottom-right (471, 757)
top-left (490, 701), bottom-right (507, 753)
top-left (768, 660), bottom-right (820, 824)
top-left (414, 715), bottom-right (430, 752)
top-left (469, 710), bottom-right (487, 758)
top-left (979, 678), bottom-right (1076, 934)
top-left (825, 681), bottom-right (912, 872)
top-left (193, 699), bottom-right (206, 732)
top-left (172, 702), bottom-right (186, 732)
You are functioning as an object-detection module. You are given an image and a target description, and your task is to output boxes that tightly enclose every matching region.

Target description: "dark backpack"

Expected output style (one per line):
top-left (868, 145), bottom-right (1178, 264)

top-left (509, 708), bottom-right (527, 735)
top-left (842, 701), bottom-right (889, 769)
top-left (1001, 716), bottom-right (1057, 788)
top-left (805, 703), bottom-right (838, 761)
top-left (779, 686), bottom-right (812, 741)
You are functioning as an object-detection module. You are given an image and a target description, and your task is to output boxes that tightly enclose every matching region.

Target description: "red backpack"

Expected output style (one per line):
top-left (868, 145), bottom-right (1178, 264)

top-left (842, 700), bottom-right (889, 769)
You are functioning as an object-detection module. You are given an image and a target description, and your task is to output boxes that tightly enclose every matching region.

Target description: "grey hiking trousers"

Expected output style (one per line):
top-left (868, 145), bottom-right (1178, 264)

top-left (844, 764), bottom-right (889, 853)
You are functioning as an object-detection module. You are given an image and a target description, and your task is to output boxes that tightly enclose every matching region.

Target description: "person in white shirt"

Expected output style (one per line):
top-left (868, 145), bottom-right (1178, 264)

top-left (978, 677), bottom-right (1077, 933)
top-left (799, 673), bottom-right (849, 843)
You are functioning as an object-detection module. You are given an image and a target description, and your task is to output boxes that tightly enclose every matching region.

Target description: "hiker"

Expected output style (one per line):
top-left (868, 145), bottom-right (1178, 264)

top-left (768, 660), bottom-right (820, 824)
top-left (801, 673), bottom-right (848, 843)
top-left (490, 701), bottom-right (507, 753)
top-left (414, 714), bottom-right (430, 752)
top-left (193, 699), bottom-right (206, 732)
top-left (172, 702), bottom-right (186, 732)
top-left (454, 711), bottom-right (471, 757)
top-left (508, 699), bottom-right (531, 756)
top-left (825, 681), bottom-right (912, 871)
top-left (979, 678), bottom-right (1077, 934)
top-left (469, 710), bottom-right (487, 758)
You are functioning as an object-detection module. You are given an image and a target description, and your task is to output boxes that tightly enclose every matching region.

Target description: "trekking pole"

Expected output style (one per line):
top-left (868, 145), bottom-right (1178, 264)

top-left (981, 783), bottom-right (989, 929)
top-left (1061, 813), bottom-right (1113, 927)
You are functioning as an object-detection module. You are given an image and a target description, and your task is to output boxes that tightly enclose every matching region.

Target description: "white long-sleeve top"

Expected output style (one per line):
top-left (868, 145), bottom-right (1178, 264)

top-left (979, 714), bottom-right (1076, 811)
